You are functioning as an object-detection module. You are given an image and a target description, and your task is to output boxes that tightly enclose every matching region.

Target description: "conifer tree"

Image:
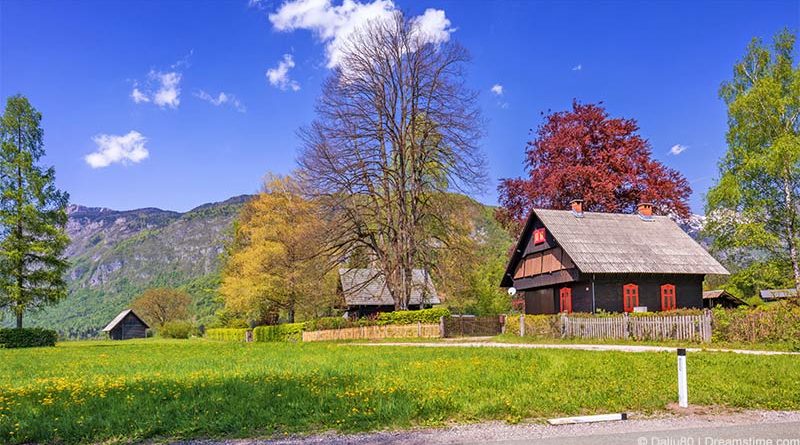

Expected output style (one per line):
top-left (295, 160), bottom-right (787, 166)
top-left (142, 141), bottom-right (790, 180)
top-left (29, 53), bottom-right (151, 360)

top-left (0, 95), bottom-right (70, 328)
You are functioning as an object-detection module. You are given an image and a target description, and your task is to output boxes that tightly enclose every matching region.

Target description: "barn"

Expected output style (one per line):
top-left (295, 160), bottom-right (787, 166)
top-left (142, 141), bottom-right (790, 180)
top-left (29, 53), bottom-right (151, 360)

top-left (500, 200), bottom-right (729, 314)
top-left (703, 290), bottom-right (748, 308)
top-left (102, 309), bottom-right (149, 340)
top-left (339, 268), bottom-right (440, 318)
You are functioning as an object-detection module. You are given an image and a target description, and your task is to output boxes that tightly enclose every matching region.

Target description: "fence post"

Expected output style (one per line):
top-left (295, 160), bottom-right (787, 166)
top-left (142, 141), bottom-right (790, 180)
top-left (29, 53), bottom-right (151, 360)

top-left (623, 313), bottom-right (630, 339)
top-left (439, 316), bottom-right (446, 338)
top-left (702, 310), bottom-right (712, 342)
top-left (500, 314), bottom-right (506, 334)
top-left (561, 314), bottom-right (567, 338)
top-left (417, 321), bottom-right (422, 337)
top-left (677, 348), bottom-right (688, 407)
top-left (519, 314), bottom-right (525, 337)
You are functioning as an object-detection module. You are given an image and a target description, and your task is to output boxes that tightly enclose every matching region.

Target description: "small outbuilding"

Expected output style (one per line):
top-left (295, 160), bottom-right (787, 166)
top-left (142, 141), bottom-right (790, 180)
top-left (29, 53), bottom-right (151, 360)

top-left (759, 288), bottom-right (799, 302)
top-left (102, 309), bottom-right (149, 340)
top-left (702, 290), bottom-right (748, 308)
top-left (339, 268), bottom-right (440, 318)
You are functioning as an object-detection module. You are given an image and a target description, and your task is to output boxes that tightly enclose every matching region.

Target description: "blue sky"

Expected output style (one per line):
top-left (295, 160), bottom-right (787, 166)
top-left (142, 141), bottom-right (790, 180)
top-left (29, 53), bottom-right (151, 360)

top-left (1, 0), bottom-right (797, 214)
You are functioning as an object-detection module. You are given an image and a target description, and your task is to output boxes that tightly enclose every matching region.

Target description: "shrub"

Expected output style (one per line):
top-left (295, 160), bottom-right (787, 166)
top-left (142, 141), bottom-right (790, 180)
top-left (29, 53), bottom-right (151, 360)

top-left (302, 317), bottom-right (353, 331)
top-left (505, 314), bottom-right (561, 338)
top-left (205, 328), bottom-right (248, 341)
top-left (712, 301), bottom-right (800, 346)
top-left (254, 323), bottom-right (304, 342)
top-left (159, 321), bottom-right (197, 339)
top-left (376, 307), bottom-right (451, 325)
top-left (0, 328), bottom-right (58, 348)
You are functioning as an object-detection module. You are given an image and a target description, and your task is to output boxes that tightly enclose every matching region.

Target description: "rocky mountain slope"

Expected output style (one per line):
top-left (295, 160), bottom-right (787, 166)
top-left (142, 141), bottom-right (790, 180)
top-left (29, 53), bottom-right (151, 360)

top-left (25, 196), bottom-right (251, 338)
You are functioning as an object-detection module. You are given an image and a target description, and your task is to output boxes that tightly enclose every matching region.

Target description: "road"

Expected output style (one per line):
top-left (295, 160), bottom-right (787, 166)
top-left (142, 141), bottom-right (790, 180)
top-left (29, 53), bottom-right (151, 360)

top-left (494, 421), bottom-right (800, 445)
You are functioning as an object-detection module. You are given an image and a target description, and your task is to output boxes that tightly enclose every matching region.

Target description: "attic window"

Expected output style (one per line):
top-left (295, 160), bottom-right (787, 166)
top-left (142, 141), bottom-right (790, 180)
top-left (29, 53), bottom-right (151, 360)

top-left (533, 228), bottom-right (546, 245)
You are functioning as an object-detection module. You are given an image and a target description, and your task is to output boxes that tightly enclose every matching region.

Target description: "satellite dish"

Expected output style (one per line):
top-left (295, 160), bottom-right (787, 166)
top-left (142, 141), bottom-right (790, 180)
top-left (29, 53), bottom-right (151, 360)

top-left (507, 287), bottom-right (517, 296)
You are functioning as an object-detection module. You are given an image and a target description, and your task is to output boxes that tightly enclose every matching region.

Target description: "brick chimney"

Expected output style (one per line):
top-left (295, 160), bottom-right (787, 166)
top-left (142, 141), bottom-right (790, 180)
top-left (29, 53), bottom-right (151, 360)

top-left (637, 202), bottom-right (654, 220)
top-left (570, 199), bottom-right (584, 217)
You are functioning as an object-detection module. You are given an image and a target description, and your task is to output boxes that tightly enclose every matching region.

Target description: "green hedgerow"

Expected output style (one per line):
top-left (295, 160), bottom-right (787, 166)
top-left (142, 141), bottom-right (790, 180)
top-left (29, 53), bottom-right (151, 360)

top-left (0, 328), bottom-right (58, 348)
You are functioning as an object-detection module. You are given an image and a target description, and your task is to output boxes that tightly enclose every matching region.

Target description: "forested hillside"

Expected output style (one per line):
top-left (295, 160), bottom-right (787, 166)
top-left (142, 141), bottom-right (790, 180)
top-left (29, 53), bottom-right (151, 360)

top-left (22, 196), bottom-right (251, 338)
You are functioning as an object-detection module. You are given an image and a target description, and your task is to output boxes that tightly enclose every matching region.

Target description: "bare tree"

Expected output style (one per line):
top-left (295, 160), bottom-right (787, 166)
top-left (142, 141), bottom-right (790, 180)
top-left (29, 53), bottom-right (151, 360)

top-left (298, 12), bottom-right (485, 310)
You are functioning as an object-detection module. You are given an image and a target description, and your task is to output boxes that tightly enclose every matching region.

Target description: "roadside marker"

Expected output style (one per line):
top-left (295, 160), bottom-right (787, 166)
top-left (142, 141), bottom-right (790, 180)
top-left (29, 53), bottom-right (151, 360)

top-left (677, 348), bottom-right (688, 408)
top-left (547, 413), bottom-right (627, 425)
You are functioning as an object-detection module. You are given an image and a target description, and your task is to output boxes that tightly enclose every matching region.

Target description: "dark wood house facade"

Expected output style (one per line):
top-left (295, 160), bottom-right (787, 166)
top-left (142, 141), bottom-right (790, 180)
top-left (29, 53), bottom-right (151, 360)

top-left (501, 201), bottom-right (729, 315)
top-left (102, 309), bottom-right (149, 340)
top-left (339, 268), bottom-right (440, 318)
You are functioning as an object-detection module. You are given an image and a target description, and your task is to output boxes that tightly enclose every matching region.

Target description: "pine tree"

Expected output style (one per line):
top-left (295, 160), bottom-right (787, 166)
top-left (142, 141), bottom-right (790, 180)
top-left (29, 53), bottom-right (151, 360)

top-left (0, 95), bottom-right (70, 328)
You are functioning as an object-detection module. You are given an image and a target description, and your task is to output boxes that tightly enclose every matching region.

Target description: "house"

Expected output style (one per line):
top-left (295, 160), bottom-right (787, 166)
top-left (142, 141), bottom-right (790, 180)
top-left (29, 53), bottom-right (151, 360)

top-left (339, 268), bottom-right (440, 318)
top-left (702, 290), bottom-right (748, 308)
top-left (759, 288), bottom-right (799, 302)
top-left (500, 200), bottom-right (729, 314)
top-left (102, 309), bottom-right (149, 340)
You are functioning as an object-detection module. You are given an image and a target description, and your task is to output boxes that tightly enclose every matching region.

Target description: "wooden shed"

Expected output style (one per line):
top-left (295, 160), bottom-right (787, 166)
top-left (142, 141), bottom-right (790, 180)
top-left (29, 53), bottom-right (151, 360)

top-left (501, 201), bottom-right (729, 315)
top-left (102, 309), bottom-right (149, 340)
top-left (703, 290), bottom-right (748, 308)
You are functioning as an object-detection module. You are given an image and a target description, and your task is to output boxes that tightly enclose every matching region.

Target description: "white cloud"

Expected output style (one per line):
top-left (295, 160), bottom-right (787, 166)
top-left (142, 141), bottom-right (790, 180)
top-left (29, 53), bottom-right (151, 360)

top-left (85, 131), bottom-right (150, 168)
top-left (194, 90), bottom-right (246, 112)
top-left (266, 54), bottom-right (301, 91)
top-left (490, 84), bottom-right (503, 96)
top-left (669, 144), bottom-right (688, 155)
top-left (130, 87), bottom-right (150, 103)
top-left (151, 71), bottom-right (181, 108)
top-left (268, 0), bottom-right (454, 68)
top-left (572, 64), bottom-right (582, 71)
top-left (130, 55), bottom-right (189, 109)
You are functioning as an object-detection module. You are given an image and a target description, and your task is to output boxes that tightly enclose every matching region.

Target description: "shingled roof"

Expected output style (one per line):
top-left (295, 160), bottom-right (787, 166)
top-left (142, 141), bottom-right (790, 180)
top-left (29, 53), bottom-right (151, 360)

top-left (503, 209), bottom-right (728, 285)
top-left (339, 268), bottom-right (440, 306)
top-left (101, 309), bottom-right (149, 332)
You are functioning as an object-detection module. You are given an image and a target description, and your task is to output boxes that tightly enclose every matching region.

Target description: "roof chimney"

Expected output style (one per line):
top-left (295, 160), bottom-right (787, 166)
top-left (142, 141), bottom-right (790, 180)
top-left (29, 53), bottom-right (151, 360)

top-left (570, 199), bottom-right (584, 218)
top-left (637, 202), bottom-right (654, 221)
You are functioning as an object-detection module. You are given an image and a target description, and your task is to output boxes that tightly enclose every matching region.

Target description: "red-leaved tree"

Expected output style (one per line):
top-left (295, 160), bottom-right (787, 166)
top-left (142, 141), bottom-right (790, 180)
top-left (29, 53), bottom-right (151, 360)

top-left (498, 101), bottom-right (691, 231)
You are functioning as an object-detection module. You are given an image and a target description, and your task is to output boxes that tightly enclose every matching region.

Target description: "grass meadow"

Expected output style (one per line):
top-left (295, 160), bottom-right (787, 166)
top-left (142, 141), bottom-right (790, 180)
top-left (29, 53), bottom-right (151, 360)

top-left (1, 339), bottom-right (799, 444)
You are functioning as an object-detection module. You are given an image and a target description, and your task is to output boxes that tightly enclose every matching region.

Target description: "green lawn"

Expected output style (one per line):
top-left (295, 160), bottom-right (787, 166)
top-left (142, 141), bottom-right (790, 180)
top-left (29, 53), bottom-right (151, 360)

top-left (1, 339), bottom-right (799, 444)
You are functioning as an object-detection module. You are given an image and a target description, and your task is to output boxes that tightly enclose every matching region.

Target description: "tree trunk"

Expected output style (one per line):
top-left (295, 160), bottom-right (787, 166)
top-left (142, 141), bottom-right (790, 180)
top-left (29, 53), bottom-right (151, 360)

top-left (783, 176), bottom-right (800, 294)
top-left (16, 312), bottom-right (22, 329)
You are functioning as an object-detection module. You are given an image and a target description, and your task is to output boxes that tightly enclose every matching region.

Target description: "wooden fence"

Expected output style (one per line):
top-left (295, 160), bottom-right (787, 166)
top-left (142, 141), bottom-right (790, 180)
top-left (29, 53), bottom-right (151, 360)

top-left (302, 323), bottom-right (441, 342)
top-left (442, 315), bottom-right (504, 338)
top-left (560, 312), bottom-right (713, 342)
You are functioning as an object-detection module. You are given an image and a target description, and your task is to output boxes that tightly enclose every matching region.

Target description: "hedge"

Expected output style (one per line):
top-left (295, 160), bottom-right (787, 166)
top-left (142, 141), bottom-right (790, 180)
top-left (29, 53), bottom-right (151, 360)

top-left (376, 308), bottom-right (450, 325)
top-left (253, 323), bottom-right (304, 342)
top-left (0, 328), bottom-right (58, 348)
top-left (712, 301), bottom-right (800, 345)
top-left (158, 321), bottom-right (197, 339)
top-left (205, 328), bottom-right (248, 342)
top-left (505, 314), bottom-right (561, 338)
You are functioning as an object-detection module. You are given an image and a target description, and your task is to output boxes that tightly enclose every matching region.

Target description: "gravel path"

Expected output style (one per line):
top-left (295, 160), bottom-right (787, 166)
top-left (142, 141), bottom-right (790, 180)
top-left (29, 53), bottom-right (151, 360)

top-left (350, 341), bottom-right (800, 355)
top-left (172, 410), bottom-right (800, 444)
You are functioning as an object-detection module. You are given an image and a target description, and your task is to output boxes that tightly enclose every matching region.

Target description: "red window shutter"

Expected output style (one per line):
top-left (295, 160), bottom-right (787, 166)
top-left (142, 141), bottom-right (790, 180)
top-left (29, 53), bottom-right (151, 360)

top-left (559, 287), bottom-right (572, 313)
top-left (623, 284), bottom-right (639, 312)
top-left (533, 228), bottom-right (546, 245)
top-left (661, 284), bottom-right (676, 311)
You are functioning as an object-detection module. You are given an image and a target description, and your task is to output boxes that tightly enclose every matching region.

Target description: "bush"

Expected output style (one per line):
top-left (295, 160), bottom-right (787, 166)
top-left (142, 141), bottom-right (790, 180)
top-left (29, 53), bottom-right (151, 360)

top-left (205, 328), bottom-right (248, 341)
top-left (302, 317), bottom-right (353, 331)
top-left (712, 301), bottom-right (800, 346)
top-left (0, 328), bottom-right (58, 348)
top-left (376, 307), bottom-right (451, 325)
top-left (505, 314), bottom-right (561, 338)
top-left (158, 321), bottom-right (197, 339)
top-left (254, 323), bottom-right (304, 342)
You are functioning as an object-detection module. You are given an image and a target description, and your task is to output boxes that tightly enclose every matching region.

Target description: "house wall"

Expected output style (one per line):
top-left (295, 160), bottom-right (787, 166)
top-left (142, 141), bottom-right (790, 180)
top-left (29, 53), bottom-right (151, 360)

top-left (110, 314), bottom-right (148, 340)
top-left (522, 273), bottom-right (704, 314)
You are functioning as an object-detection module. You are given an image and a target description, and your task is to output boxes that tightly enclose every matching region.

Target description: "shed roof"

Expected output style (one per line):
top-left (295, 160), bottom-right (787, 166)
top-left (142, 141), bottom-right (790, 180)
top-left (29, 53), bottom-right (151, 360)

top-left (703, 290), bottom-right (747, 305)
top-left (502, 209), bottom-right (728, 287)
top-left (760, 288), bottom-right (799, 300)
top-left (102, 309), bottom-right (149, 332)
top-left (339, 268), bottom-right (440, 306)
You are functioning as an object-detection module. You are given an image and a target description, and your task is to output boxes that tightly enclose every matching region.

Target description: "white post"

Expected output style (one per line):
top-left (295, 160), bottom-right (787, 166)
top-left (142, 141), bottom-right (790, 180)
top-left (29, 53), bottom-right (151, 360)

top-left (677, 348), bottom-right (688, 408)
top-left (519, 314), bottom-right (525, 337)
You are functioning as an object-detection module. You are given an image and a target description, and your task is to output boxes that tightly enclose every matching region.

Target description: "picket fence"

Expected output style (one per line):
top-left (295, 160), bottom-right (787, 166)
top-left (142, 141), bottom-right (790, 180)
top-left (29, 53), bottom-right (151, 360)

top-left (559, 312), bottom-right (713, 342)
top-left (301, 323), bottom-right (441, 342)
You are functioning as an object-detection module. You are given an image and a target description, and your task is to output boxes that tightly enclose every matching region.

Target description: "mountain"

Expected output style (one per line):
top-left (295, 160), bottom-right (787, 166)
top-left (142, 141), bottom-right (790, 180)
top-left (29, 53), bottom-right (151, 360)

top-left (24, 196), bottom-right (252, 338)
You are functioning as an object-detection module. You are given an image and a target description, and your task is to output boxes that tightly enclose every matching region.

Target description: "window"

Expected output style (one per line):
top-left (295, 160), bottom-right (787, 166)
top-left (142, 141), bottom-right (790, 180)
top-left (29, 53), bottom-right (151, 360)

top-left (533, 228), bottom-right (546, 245)
top-left (559, 287), bottom-right (572, 313)
top-left (623, 284), bottom-right (639, 312)
top-left (661, 284), bottom-right (676, 311)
